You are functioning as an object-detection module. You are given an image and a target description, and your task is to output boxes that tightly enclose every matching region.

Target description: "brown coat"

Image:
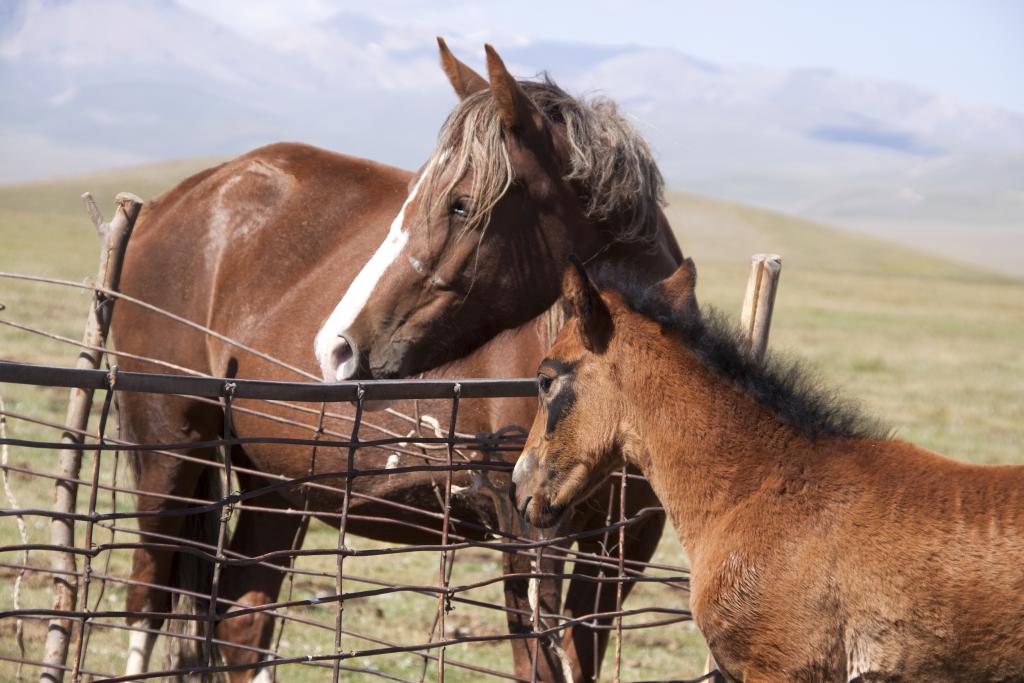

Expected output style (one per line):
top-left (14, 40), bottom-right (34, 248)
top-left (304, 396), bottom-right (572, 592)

top-left (514, 260), bottom-right (1024, 681)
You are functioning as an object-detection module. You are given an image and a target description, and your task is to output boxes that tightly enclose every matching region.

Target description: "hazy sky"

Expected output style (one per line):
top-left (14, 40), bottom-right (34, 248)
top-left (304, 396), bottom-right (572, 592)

top-left (180, 0), bottom-right (1024, 112)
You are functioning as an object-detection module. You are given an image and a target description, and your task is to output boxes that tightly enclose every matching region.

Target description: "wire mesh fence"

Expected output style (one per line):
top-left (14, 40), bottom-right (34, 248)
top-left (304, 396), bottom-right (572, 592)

top-left (0, 190), bottom-right (714, 682)
top-left (0, 360), bottom-right (697, 682)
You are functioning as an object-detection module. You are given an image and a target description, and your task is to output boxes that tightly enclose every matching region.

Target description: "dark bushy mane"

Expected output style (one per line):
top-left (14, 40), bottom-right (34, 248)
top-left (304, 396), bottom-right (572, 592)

top-left (590, 267), bottom-right (891, 441)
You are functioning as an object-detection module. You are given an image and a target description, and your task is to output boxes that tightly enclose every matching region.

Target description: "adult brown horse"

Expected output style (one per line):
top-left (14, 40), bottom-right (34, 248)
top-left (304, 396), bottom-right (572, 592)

top-left (513, 260), bottom-right (1024, 681)
top-left (111, 42), bottom-right (682, 681)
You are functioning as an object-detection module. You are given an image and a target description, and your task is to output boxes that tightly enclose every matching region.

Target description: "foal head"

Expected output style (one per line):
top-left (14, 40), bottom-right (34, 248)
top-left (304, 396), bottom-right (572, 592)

top-left (512, 259), bottom-right (698, 527)
top-left (513, 257), bottom-right (889, 527)
top-left (315, 39), bottom-right (666, 381)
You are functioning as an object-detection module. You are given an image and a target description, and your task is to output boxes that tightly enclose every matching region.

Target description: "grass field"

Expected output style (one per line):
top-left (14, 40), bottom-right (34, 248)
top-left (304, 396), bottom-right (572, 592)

top-left (1, 158), bottom-right (1021, 681)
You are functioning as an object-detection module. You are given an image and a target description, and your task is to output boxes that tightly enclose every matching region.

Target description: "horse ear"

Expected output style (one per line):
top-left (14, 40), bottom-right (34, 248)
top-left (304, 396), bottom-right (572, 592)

top-left (658, 257), bottom-right (700, 319)
top-left (563, 257), bottom-right (613, 353)
top-left (484, 44), bottom-right (544, 137)
top-left (437, 37), bottom-right (488, 99)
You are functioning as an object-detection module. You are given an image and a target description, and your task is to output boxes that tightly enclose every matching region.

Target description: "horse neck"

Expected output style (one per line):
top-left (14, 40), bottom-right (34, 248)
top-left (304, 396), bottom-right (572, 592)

top-left (431, 302), bottom-right (567, 380)
top-left (433, 211), bottom-right (679, 382)
top-left (620, 339), bottom-right (819, 560)
top-left (587, 210), bottom-right (683, 281)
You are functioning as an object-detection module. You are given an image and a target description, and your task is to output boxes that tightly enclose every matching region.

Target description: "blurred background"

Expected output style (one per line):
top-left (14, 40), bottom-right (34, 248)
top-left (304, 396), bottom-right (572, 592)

top-left (0, 2), bottom-right (1021, 678)
top-left (2, 0), bottom-right (1022, 272)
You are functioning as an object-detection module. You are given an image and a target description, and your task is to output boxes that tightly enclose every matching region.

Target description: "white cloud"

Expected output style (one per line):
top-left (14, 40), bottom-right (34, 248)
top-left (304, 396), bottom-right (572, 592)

top-left (47, 86), bottom-right (78, 107)
top-left (175, 0), bottom-right (345, 42)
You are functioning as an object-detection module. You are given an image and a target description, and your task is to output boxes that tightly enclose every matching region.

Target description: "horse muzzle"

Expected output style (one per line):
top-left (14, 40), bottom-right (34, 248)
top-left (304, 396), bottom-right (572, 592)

top-left (511, 453), bottom-right (565, 528)
top-left (318, 333), bottom-right (360, 382)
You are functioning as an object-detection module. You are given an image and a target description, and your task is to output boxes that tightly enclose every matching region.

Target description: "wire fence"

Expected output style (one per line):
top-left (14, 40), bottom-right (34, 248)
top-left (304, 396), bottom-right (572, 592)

top-left (0, 191), bottom-right (710, 682)
top-left (0, 360), bottom-right (696, 682)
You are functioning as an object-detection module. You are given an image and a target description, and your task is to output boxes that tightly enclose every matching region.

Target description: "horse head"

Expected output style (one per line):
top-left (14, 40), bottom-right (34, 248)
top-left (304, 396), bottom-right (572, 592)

top-left (315, 40), bottom-right (668, 383)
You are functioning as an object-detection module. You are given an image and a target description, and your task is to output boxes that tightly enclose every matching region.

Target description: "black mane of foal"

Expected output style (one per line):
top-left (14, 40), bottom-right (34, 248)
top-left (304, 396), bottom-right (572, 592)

top-left (587, 266), bottom-right (891, 441)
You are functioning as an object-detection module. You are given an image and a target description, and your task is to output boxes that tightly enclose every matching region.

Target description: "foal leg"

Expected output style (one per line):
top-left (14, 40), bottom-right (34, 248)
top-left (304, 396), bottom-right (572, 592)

top-left (216, 470), bottom-right (307, 683)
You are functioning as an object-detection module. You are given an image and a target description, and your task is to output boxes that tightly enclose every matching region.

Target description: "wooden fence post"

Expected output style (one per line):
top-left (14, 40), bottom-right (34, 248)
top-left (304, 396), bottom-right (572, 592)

top-left (703, 252), bottom-right (784, 681)
top-left (739, 253), bottom-right (782, 362)
top-left (40, 192), bottom-right (143, 683)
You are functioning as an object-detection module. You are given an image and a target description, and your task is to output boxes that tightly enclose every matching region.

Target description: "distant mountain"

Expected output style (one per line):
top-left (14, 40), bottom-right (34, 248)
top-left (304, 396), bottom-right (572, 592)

top-left (1, 0), bottom-right (1021, 273)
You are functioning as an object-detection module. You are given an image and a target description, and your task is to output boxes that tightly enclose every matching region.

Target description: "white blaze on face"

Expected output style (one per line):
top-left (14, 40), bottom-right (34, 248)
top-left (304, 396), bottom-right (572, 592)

top-left (314, 154), bottom-right (440, 382)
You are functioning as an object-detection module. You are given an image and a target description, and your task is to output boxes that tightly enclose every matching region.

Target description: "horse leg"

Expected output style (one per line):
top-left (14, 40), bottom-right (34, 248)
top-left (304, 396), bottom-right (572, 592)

top-left (216, 467), bottom-right (307, 683)
top-left (558, 477), bottom-right (666, 682)
top-left (122, 393), bottom-right (222, 676)
top-left (502, 523), bottom-right (571, 682)
top-left (124, 626), bottom-right (158, 676)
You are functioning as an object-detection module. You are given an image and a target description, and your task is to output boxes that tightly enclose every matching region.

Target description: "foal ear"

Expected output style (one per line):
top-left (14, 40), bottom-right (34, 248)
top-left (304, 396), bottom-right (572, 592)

top-left (437, 37), bottom-right (488, 99)
top-left (484, 44), bottom-right (544, 138)
top-left (563, 257), bottom-right (613, 353)
top-left (658, 258), bottom-right (700, 319)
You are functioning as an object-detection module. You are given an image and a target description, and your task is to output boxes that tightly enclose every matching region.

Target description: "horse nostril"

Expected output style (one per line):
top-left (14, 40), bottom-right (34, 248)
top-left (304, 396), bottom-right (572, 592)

top-left (330, 336), bottom-right (356, 381)
top-left (333, 336), bottom-right (352, 360)
top-left (518, 495), bottom-right (533, 519)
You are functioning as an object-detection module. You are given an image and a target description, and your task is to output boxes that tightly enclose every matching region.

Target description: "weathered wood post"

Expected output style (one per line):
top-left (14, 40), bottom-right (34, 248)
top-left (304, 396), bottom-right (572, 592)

top-left (704, 253), bottom-right (784, 682)
top-left (40, 192), bottom-right (143, 683)
top-left (739, 253), bottom-right (782, 362)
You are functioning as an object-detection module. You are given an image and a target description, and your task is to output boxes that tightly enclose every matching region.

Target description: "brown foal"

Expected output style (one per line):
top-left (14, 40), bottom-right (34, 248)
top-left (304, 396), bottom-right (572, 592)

top-left (513, 260), bottom-right (1024, 681)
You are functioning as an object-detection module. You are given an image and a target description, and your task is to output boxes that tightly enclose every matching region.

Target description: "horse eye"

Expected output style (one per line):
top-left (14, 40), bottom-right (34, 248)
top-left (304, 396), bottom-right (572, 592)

top-left (537, 374), bottom-right (553, 394)
top-left (449, 198), bottom-right (469, 218)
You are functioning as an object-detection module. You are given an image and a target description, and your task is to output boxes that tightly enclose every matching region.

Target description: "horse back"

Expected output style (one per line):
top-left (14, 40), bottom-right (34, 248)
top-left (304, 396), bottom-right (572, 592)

top-left (113, 143), bottom-right (412, 379)
top-left (694, 438), bottom-right (1024, 680)
top-left (833, 440), bottom-right (1024, 677)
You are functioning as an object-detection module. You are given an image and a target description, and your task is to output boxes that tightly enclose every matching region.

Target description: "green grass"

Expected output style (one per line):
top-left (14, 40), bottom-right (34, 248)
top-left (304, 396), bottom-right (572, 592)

top-left (1, 160), bottom-right (1022, 681)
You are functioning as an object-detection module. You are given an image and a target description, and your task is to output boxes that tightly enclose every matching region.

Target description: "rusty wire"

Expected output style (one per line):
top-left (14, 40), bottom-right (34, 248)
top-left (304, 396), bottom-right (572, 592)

top-left (0, 269), bottom-right (702, 682)
top-left (0, 359), bottom-right (700, 682)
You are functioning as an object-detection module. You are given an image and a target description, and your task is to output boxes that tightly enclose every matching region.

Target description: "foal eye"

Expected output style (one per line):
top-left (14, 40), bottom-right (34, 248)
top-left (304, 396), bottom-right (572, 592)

top-left (448, 198), bottom-right (469, 218)
top-left (537, 374), bottom-right (553, 394)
